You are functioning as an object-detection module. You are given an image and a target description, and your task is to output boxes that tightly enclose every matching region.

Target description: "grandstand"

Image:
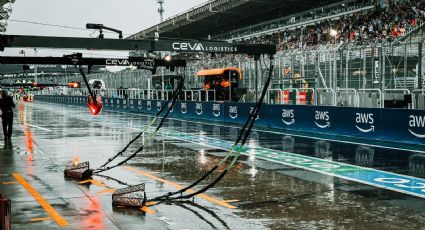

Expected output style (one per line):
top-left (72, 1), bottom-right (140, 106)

top-left (32, 0), bottom-right (425, 109)
top-left (129, 0), bottom-right (346, 39)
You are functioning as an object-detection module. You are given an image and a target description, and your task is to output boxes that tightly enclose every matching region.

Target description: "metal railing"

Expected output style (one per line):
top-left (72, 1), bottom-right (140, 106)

top-left (358, 89), bottom-right (382, 108)
top-left (37, 87), bottom-right (424, 109)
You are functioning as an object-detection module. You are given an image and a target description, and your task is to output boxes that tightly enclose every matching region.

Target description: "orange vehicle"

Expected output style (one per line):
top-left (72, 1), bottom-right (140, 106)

top-left (197, 67), bottom-right (242, 101)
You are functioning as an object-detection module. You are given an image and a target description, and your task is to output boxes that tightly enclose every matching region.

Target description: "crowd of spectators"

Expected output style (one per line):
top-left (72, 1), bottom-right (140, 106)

top-left (245, 0), bottom-right (425, 51)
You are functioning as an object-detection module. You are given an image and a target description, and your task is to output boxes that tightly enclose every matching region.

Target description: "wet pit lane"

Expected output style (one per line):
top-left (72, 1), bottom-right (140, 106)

top-left (1, 101), bottom-right (425, 229)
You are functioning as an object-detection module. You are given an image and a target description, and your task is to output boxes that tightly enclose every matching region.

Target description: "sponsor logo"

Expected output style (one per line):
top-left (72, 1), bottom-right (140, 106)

top-left (281, 109), bottom-right (295, 125)
top-left (137, 100), bottom-right (142, 109)
top-left (212, 104), bottom-right (221, 117)
top-left (181, 103), bottom-right (187, 114)
top-left (355, 113), bottom-right (375, 133)
top-left (157, 101), bottom-right (162, 111)
top-left (147, 101), bottom-right (151, 110)
top-left (29, 65), bottom-right (57, 69)
top-left (195, 103), bottom-right (203, 115)
top-left (105, 59), bottom-right (154, 69)
top-left (250, 107), bottom-right (259, 120)
top-left (116, 99), bottom-right (120, 108)
top-left (172, 42), bottom-right (237, 52)
top-left (123, 100), bottom-right (127, 108)
top-left (110, 99), bottom-right (114, 107)
top-left (229, 106), bottom-right (238, 119)
top-left (374, 178), bottom-right (425, 192)
top-left (168, 102), bottom-right (174, 113)
top-left (314, 110), bottom-right (330, 128)
top-left (408, 115), bottom-right (425, 138)
top-left (129, 100), bottom-right (134, 109)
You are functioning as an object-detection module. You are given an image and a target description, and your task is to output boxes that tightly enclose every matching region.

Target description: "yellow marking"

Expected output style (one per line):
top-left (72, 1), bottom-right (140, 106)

top-left (30, 217), bottom-right (52, 222)
top-left (140, 206), bottom-right (156, 214)
top-left (96, 188), bottom-right (116, 195)
top-left (2, 181), bottom-right (18, 184)
top-left (125, 166), bottom-right (237, 209)
top-left (223, 199), bottom-right (239, 203)
top-left (12, 173), bottom-right (69, 227)
top-left (145, 201), bottom-right (158, 206)
top-left (79, 179), bottom-right (106, 187)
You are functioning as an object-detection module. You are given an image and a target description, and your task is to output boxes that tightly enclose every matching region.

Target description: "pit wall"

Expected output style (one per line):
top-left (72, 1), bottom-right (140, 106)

top-left (36, 95), bottom-right (425, 148)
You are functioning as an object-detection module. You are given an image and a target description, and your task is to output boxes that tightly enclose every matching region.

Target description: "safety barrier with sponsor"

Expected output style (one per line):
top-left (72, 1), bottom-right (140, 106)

top-left (36, 95), bottom-right (425, 147)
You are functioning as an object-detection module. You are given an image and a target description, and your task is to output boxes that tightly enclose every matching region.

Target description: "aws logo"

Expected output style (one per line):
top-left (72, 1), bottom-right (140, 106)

top-left (229, 106), bottom-right (238, 119)
top-left (355, 113), bottom-right (375, 133)
top-left (122, 100), bottom-right (127, 109)
top-left (129, 100), bottom-right (134, 109)
top-left (116, 99), bottom-right (120, 108)
top-left (314, 111), bottom-right (330, 128)
top-left (250, 107), bottom-right (259, 120)
top-left (408, 115), bottom-right (425, 138)
top-left (195, 103), bottom-right (203, 115)
top-left (110, 99), bottom-right (114, 107)
top-left (281, 109), bottom-right (295, 125)
top-left (167, 102), bottom-right (174, 113)
top-left (137, 100), bottom-right (143, 109)
top-left (157, 101), bottom-right (162, 111)
top-left (146, 101), bottom-right (151, 110)
top-left (181, 103), bottom-right (187, 114)
top-left (212, 104), bottom-right (221, 117)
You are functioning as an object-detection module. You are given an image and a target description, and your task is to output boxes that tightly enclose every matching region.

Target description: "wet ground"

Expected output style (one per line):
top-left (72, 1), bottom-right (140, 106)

top-left (1, 101), bottom-right (425, 229)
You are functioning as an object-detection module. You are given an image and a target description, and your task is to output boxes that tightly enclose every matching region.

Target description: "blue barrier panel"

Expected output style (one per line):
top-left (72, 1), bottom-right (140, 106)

top-left (34, 96), bottom-right (425, 147)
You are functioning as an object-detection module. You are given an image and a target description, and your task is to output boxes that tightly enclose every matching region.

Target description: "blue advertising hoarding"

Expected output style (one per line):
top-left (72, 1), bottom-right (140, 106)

top-left (36, 95), bottom-right (425, 147)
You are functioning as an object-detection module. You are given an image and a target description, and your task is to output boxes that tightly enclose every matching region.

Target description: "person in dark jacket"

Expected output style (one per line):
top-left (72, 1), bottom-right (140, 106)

top-left (0, 91), bottom-right (15, 140)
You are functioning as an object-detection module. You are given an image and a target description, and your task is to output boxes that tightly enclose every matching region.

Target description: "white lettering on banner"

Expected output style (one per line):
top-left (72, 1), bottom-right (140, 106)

top-left (181, 103), bottom-right (187, 114)
top-left (281, 109), bottom-right (295, 125)
top-left (147, 101), bottom-right (151, 110)
top-left (195, 103), bottom-right (203, 115)
top-left (374, 178), bottom-right (425, 192)
top-left (229, 106), bottom-right (238, 119)
top-left (168, 102), bottom-right (174, 113)
top-left (212, 104), bottom-right (221, 117)
top-left (355, 113), bottom-right (375, 133)
top-left (314, 110), bottom-right (330, 128)
top-left (250, 107), bottom-right (259, 120)
top-left (374, 178), bottom-right (410, 184)
top-left (105, 59), bottom-right (154, 67)
top-left (172, 42), bottom-right (237, 52)
top-left (408, 115), bottom-right (425, 138)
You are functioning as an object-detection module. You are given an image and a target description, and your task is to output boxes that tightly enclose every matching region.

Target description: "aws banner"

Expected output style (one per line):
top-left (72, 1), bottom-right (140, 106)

top-left (36, 96), bottom-right (425, 146)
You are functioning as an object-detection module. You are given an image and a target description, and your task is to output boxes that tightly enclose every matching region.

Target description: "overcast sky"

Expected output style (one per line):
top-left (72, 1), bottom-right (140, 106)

top-left (3, 0), bottom-right (206, 57)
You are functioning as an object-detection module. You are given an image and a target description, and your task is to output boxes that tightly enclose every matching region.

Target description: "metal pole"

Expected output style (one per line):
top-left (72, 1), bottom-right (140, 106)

top-left (345, 49), bottom-right (349, 89)
top-left (404, 44), bottom-right (407, 89)
top-left (379, 46), bottom-right (384, 91)
top-left (254, 55), bottom-right (259, 101)
top-left (419, 42), bottom-right (423, 89)
top-left (363, 48), bottom-right (366, 89)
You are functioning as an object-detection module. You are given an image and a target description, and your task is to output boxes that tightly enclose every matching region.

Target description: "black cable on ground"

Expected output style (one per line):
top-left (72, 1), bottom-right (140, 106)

top-left (149, 56), bottom-right (274, 202)
top-left (93, 77), bottom-right (185, 174)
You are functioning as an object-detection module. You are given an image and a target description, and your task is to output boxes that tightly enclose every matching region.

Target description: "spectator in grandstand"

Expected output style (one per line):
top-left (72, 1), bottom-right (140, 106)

top-left (246, 0), bottom-right (425, 50)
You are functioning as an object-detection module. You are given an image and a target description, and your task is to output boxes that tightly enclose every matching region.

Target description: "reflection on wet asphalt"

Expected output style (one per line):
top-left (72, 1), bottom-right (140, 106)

top-left (0, 101), bottom-right (424, 229)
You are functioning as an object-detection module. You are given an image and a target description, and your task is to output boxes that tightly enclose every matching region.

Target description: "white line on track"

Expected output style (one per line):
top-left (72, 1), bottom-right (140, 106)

top-left (26, 124), bottom-right (52, 132)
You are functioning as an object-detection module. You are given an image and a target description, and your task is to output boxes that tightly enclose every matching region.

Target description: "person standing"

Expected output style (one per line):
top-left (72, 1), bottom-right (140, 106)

top-left (0, 91), bottom-right (15, 140)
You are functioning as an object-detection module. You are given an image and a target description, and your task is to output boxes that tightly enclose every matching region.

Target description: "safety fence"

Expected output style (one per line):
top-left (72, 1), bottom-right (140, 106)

top-left (35, 87), bottom-right (425, 109)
